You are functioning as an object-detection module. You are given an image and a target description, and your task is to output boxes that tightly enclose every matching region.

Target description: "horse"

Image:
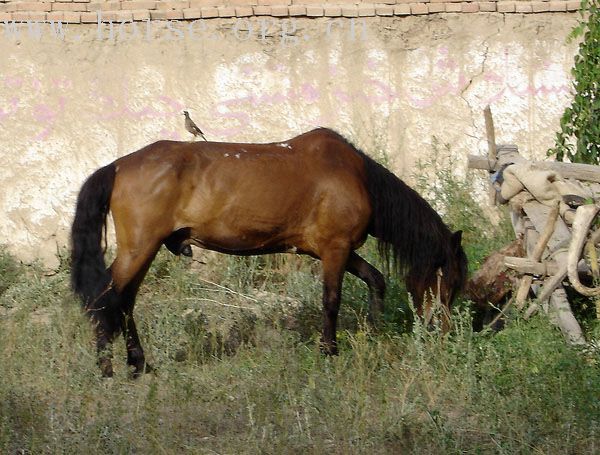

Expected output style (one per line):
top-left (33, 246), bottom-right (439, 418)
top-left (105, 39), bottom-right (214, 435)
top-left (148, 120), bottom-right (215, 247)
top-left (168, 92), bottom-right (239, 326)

top-left (71, 127), bottom-right (468, 377)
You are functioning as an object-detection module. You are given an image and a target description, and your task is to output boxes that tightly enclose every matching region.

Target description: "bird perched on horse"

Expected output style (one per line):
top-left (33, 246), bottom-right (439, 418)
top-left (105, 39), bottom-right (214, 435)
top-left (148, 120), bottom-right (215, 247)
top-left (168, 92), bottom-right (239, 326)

top-left (183, 110), bottom-right (207, 141)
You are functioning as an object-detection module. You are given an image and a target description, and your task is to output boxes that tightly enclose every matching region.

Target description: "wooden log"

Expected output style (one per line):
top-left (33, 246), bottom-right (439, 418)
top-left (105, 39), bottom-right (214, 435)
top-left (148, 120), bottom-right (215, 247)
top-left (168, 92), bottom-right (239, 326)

top-left (504, 256), bottom-right (550, 275)
top-left (504, 256), bottom-right (590, 277)
top-left (468, 155), bottom-right (600, 184)
top-left (548, 288), bottom-right (587, 345)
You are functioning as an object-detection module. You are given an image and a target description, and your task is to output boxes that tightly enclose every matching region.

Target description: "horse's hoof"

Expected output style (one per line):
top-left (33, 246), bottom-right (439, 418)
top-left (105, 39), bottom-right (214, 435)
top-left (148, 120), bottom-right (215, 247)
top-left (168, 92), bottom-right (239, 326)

top-left (319, 341), bottom-right (338, 356)
top-left (129, 362), bottom-right (154, 379)
top-left (99, 359), bottom-right (114, 378)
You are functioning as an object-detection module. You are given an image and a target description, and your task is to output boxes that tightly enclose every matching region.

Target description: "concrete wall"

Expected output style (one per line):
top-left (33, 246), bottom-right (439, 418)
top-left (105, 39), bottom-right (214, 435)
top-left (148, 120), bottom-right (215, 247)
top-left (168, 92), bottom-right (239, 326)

top-left (0, 9), bottom-right (579, 267)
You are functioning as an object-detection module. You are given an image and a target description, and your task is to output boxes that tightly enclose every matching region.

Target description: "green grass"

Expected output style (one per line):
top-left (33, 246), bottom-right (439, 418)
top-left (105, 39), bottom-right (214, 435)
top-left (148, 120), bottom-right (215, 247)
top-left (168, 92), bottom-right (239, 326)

top-left (1, 147), bottom-right (599, 453)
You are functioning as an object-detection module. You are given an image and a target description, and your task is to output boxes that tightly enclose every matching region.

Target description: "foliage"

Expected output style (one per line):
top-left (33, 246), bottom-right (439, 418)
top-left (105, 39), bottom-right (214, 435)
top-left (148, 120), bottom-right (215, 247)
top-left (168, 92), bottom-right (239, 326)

top-left (0, 248), bottom-right (24, 297)
top-left (551, 0), bottom-right (600, 164)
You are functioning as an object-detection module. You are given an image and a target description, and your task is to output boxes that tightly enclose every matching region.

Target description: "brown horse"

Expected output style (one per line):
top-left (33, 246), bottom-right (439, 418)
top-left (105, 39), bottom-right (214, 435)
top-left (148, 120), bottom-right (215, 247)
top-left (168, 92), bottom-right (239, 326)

top-left (71, 128), bottom-right (467, 377)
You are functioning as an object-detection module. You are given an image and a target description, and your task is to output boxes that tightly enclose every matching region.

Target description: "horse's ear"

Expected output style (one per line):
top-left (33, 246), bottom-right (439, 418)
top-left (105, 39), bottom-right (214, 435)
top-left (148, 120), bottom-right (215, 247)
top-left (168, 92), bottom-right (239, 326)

top-left (452, 230), bottom-right (463, 250)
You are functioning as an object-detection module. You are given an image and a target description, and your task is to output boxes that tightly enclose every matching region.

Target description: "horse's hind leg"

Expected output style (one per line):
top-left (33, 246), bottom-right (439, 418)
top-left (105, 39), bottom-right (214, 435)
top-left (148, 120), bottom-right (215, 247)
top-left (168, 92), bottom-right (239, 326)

top-left (110, 243), bottom-right (161, 377)
top-left (88, 292), bottom-right (122, 378)
top-left (119, 261), bottom-right (157, 377)
top-left (320, 246), bottom-right (351, 355)
top-left (346, 252), bottom-right (386, 324)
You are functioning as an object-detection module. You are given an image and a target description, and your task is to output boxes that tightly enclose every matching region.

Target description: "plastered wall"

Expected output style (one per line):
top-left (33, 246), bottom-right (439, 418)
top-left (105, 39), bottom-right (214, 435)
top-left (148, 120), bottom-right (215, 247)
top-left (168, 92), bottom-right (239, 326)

top-left (0, 8), bottom-right (580, 266)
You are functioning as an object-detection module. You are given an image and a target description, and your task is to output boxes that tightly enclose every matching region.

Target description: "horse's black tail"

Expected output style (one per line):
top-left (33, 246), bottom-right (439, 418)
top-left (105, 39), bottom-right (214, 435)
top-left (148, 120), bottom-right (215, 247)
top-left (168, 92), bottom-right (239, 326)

top-left (71, 164), bottom-right (116, 308)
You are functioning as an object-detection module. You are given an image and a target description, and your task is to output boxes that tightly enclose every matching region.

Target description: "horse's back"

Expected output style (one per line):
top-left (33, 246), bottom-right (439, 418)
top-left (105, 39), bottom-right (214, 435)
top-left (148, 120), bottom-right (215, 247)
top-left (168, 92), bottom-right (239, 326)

top-left (109, 131), bottom-right (372, 256)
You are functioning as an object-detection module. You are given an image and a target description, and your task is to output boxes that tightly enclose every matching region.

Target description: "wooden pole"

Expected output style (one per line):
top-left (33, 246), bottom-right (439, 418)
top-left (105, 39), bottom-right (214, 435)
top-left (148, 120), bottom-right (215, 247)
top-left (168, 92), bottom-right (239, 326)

top-left (484, 106), bottom-right (498, 205)
top-left (468, 154), bottom-right (600, 183)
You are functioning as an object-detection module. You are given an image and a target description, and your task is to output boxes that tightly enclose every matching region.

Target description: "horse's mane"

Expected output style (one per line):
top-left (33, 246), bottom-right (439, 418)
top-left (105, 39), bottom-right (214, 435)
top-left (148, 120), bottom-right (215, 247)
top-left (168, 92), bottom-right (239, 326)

top-left (315, 128), bottom-right (456, 278)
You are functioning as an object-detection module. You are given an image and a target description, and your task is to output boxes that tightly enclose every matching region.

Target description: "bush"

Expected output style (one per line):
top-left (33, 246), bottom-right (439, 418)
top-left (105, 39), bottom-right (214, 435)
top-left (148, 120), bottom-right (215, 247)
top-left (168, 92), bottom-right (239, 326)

top-left (551, 0), bottom-right (600, 164)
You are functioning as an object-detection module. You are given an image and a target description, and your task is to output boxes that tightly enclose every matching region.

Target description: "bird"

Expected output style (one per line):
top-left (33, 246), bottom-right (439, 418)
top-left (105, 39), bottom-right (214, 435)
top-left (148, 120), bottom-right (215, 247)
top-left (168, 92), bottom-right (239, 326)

top-left (183, 110), bottom-right (207, 141)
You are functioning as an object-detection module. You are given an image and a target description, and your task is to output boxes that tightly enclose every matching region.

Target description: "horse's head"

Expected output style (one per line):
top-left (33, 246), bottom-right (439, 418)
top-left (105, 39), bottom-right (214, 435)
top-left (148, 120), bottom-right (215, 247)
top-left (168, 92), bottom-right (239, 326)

top-left (407, 230), bottom-right (468, 331)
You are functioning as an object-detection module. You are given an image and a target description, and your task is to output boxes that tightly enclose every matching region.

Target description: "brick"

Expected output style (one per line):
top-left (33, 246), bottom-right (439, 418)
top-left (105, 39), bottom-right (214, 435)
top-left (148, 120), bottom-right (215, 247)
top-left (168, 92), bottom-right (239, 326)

top-left (323, 5), bottom-right (342, 15)
top-left (340, 5), bottom-right (357, 16)
top-left (252, 5), bottom-right (271, 14)
top-left (548, 1), bottom-right (566, 11)
top-left (183, 7), bottom-right (201, 18)
top-left (289, 5), bottom-right (305, 14)
top-left (200, 6), bottom-right (219, 16)
top-left (217, 5), bottom-right (235, 16)
top-left (52, 3), bottom-right (84, 11)
top-left (531, 1), bottom-right (550, 12)
top-left (190, 0), bottom-right (220, 6)
top-left (358, 4), bottom-right (375, 15)
top-left (88, 2), bottom-right (121, 11)
top-left (271, 5), bottom-right (289, 15)
top-left (0, 4), bottom-right (18, 13)
top-left (10, 12), bottom-right (30, 20)
top-left (122, 1), bottom-right (157, 10)
top-left (235, 6), bottom-right (253, 15)
top-left (428, 3), bottom-right (445, 12)
top-left (47, 11), bottom-right (64, 21)
top-left (170, 9), bottom-right (185, 18)
top-left (445, 2), bottom-right (461, 11)
top-left (375, 4), bottom-right (394, 15)
top-left (515, 2), bottom-right (532, 13)
top-left (149, 9), bottom-right (167, 18)
top-left (17, 2), bottom-right (52, 12)
top-left (306, 5), bottom-right (323, 15)
top-left (157, 1), bottom-right (189, 9)
top-left (131, 9), bottom-right (150, 19)
top-left (0, 12), bottom-right (12, 21)
top-left (258, 0), bottom-right (290, 5)
top-left (63, 11), bottom-right (81, 22)
top-left (411, 2), bottom-right (428, 14)
top-left (81, 11), bottom-right (99, 21)
top-left (393, 4), bottom-right (410, 14)
top-left (462, 2), bottom-right (479, 12)
top-left (478, 2), bottom-right (496, 12)
top-left (497, 1), bottom-right (515, 12)
top-left (13, 11), bottom-right (47, 20)
top-left (73, 0), bottom-right (91, 3)
top-left (566, 0), bottom-right (581, 11)
top-left (226, 0), bottom-right (256, 5)
top-left (100, 10), bottom-right (134, 21)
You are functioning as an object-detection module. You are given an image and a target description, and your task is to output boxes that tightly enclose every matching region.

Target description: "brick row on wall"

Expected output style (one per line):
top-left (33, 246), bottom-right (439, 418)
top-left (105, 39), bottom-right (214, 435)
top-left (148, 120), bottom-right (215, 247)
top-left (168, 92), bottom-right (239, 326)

top-left (0, 0), bottom-right (581, 22)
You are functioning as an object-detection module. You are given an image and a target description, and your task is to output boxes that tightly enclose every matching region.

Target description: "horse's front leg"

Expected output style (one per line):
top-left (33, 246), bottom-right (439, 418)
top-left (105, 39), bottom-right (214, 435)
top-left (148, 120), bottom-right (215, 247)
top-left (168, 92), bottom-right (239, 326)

top-left (320, 247), bottom-right (350, 355)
